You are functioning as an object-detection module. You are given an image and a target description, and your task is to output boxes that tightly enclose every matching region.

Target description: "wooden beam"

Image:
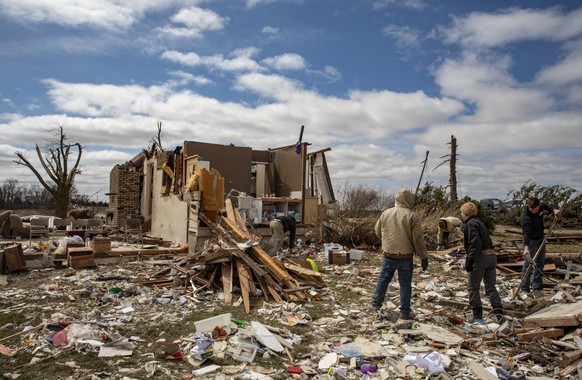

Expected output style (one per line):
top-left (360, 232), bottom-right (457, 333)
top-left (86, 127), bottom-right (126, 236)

top-left (524, 301), bottom-right (582, 328)
top-left (516, 328), bottom-right (564, 342)
top-left (562, 350), bottom-right (582, 368)
top-left (235, 258), bottom-right (251, 314)
top-left (221, 262), bottom-right (233, 305)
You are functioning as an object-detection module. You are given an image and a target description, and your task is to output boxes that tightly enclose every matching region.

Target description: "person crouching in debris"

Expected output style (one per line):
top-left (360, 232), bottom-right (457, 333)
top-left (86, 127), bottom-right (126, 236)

top-left (436, 216), bottom-right (463, 250)
top-left (265, 215), bottom-right (296, 256)
top-left (371, 188), bottom-right (429, 320)
top-left (460, 202), bottom-right (504, 325)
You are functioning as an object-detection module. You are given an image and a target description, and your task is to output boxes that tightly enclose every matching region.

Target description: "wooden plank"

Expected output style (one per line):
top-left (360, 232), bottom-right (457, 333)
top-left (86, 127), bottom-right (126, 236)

top-left (516, 328), bottom-right (564, 342)
top-left (496, 264), bottom-right (520, 275)
top-left (235, 259), bottom-right (251, 314)
top-left (468, 362), bottom-right (498, 380)
top-left (225, 198), bottom-right (237, 225)
top-left (558, 362), bottom-right (581, 377)
top-left (267, 283), bottom-right (284, 304)
top-left (232, 250), bottom-right (282, 292)
top-left (221, 262), bottom-right (233, 305)
top-left (256, 276), bottom-right (271, 302)
top-left (524, 300), bottom-right (582, 328)
top-left (283, 263), bottom-right (325, 285)
top-left (561, 349), bottom-right (582, 368)
top-left (234, 208), bottom-right (249, 233)
top-left (222, 216), bottom-right (296, 287)
top-left (196, 250), bottom-right (231, 264)
top-left (283, 262), bottom-right (324, 278)
top-left (207, 265), bottom-right (220, 290)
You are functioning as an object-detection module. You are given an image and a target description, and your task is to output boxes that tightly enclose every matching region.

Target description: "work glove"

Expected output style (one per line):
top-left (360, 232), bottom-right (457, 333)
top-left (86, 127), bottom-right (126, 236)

top-left (464, 258), bottom-right (474, 273)
top-left (421, 258), bottom-right (429, 271)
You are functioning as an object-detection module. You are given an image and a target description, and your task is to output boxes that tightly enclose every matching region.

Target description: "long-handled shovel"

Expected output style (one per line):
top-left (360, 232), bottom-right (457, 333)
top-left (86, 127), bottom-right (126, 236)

top-left (512, 192), bottom-right (570, 300)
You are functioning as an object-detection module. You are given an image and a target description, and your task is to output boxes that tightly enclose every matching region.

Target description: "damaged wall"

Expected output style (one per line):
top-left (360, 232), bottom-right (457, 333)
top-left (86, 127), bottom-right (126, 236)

top-left (107, 163), bottom-right (141, 227)
top-left (184, 142), bottom-right (252, 196)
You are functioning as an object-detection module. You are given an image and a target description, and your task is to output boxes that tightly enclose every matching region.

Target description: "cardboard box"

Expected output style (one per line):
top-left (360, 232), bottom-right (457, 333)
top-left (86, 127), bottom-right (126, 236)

top-left (66, 242), bottom-right (85, 251)
top-left (68, 247), bottom-right (96, 269)
top-left (3, 244), bottom-right (26, 272)
top-left (328, 250), bottom-right (350, 265)
top-left (90, 237), bottom-right (111, 253)
top-left (68, 255), bottom-right (96, 269)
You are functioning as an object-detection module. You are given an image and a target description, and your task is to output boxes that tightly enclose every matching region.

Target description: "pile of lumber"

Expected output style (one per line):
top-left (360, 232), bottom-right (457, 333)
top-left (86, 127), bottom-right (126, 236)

top-left (518, 300), bottom-right (582, 377)
top-left (179, 200), bottom-right (324, 313)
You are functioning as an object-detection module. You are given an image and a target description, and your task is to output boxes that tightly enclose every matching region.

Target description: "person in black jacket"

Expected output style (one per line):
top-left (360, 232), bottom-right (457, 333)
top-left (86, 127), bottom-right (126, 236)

top-left (520, 197), bottom-right (560, 293)
top-left (265, 216), bottom-right (296, 256)
top-left (461, 202), bottom-right (504, 325)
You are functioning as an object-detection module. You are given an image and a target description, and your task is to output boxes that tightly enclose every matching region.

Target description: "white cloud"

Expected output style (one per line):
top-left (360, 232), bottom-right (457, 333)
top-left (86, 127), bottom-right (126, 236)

top-left (161, 48), bottom-right (263, 72)
top-left (435, 54), bottom-right (554, 122)
top-left (440, 7), bottom-right (582, 47)
top-left (382, 25), bottom-right (422, 50)
top-left (536, 51), bottom-right (582, 86)
top-left (168, 70), bottom-right (214, 86)
top-left (262, 26), bottom-right (279, 35)
top-left (262, 53), bottom-right (306, 70)
top-left (0, 0), bottom-right (138, 29)
top-left (245, 0), bottom-right (303, 9)
top-left (155, 6), bottom-right (229, 38)
top-left (373, 0), bottom-right (427, 11)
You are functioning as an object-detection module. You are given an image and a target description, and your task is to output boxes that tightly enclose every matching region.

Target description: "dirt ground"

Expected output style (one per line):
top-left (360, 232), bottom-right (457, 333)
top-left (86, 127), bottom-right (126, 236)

top-left (0, 226), bottom-right (581, 379)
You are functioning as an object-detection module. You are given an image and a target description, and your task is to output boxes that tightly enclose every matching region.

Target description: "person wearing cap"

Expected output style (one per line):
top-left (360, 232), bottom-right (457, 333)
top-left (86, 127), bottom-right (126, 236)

top-left (461, 201), bottom-right (504, 325)
top-left (371, 188), bottom-right (429, 320)
top-left (436, 216), bottom-right (464, 250)
top-left (520, 197), bottom-right (561, 294)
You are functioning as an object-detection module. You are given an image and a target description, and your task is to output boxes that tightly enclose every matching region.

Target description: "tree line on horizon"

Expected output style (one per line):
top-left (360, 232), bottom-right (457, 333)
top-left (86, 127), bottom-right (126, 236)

top-left (0, 178), bottom-right (107, 211)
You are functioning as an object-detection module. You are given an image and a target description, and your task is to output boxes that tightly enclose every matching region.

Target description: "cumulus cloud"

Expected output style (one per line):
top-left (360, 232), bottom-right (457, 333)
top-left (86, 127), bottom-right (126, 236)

top-left (161, 49), bottom-right (263, 72)
top-left (0, 0), bottom-right (138, 29)
top-left (262, 53), bottom-right (306, 70)
top-left (156, 6), bottom-right (229, 38)
top-left (439, 7), bottom-right (582, 47)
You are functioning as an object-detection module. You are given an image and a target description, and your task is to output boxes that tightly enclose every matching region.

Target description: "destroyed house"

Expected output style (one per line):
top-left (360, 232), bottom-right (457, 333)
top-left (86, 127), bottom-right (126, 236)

top-left (108, 140), bottom-right (335, 251)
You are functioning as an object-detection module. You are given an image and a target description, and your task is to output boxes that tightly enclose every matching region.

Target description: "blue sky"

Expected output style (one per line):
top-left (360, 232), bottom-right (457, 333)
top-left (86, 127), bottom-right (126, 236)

top-left (1, 0), bottom-right (581, 204)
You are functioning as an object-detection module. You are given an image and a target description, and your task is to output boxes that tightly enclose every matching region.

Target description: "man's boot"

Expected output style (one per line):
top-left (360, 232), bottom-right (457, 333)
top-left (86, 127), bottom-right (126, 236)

top-left (469, 307), bottom-right (485, 325)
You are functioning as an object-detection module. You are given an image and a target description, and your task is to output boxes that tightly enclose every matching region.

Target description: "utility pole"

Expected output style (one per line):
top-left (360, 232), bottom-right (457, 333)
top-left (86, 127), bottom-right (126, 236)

top-left (434, 135), bottom-right (459, 201)
top-left (415, 150), bottom-right (430, 196)
top-left (449, 135), bottom-right (458, 202)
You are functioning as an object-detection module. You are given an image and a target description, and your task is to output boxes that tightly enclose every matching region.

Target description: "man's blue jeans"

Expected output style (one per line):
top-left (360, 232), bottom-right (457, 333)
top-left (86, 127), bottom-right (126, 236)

top-left (372, 256), bottom-right (413, 314)
top-left (521, 238), bottom-right (546, 291)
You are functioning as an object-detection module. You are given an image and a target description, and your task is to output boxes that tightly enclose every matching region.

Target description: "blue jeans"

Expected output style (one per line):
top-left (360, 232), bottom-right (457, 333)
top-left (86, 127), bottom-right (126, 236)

top-left (521, 238), bottom-right (546, 291)
top-left (372, 257), bottom-right (413, 314)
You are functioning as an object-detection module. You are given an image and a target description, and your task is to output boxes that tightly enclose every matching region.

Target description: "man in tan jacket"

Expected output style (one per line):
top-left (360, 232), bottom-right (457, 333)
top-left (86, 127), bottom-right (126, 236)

top-left (437, 216), bottom-right (464, 250)
top-left (371, 188), bottom-right (429, 320)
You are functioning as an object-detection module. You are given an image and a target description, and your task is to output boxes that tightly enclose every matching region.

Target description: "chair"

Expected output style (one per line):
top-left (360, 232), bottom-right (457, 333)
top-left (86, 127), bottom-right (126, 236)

top-left (29, 217), bottom-right (50, 245)
top-left (124, 218), bottom-right (144, 246)
top-left (51, 217), bottom-right (72, 240)
top-left (85, 219), bottom-right (105, 241)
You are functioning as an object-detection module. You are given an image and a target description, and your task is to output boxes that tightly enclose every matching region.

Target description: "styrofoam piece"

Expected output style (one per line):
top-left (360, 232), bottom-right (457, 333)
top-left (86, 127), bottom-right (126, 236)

top-left (250, 321), bottom-right (284, 352)
top-left (323, 243), bottom-right (343, 254)
top-left (349, 249), bottom-right (364, 261)
top-left (192, 364), bottom-right (221, 376)
top-left (233, 342), bottom-right (257, 362)
top-left (194, 313), bottom-right (232, 333)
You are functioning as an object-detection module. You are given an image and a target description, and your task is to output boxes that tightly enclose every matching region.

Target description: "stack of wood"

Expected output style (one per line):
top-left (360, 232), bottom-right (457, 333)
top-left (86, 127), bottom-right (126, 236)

top-left (519, 299), bottom-right (582, 377)
top-left (174, 199), bottom-right (324, 313)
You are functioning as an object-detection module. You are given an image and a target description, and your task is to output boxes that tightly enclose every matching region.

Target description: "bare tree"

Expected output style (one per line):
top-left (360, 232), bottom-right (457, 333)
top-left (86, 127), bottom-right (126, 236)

top-left (13, 126), bottom-right (82, 217)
